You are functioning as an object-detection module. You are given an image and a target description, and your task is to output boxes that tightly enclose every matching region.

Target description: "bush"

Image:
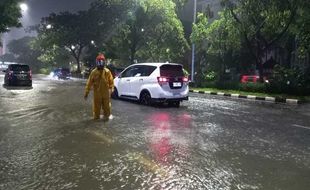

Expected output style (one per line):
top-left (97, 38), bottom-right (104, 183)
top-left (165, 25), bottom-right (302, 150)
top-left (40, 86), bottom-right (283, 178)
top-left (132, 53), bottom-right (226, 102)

top-left (267, 65), bottom-right (310, 95)
top-left (239, 82), bottom-right (266, 93)
top-left (39, 68), bottom-right (51, 75)
top-left (216, 81), bottom-right (240, 90)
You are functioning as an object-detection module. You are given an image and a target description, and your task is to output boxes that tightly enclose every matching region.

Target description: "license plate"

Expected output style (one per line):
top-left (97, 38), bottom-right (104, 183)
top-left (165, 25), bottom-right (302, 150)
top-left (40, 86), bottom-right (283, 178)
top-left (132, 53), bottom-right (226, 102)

top-left (173, 82), bottom-right (182, 87)
top-left (17, 74), bottom-right (27, 80)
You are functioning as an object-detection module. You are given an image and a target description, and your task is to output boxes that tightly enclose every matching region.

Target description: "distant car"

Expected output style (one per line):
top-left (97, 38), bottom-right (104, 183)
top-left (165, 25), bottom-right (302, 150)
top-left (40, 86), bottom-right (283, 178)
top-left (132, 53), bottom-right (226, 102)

top-left (0, 64), bottom-right (8, 72)
top-left (52, 68), bottom-right (71, 80)
top-left (3, 64), bottom-right (32, 86)
top-left (240, 75), bottom-right (268, 83)
top-left (113, 63), bottom-right (189, 107)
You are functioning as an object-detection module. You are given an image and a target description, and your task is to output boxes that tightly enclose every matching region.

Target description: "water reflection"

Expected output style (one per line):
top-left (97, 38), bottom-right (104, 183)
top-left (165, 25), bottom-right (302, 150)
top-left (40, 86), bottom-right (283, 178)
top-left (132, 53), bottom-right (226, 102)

top-left (147, 112), bottom-right (193, 165)
top-left (2, 84), bottom-right (33, 90)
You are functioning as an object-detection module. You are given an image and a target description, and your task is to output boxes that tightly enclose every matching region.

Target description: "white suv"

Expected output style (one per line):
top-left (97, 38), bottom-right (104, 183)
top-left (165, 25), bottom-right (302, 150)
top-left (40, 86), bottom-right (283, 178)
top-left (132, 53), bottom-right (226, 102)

top-left (113, 63), bottom-right (189, 107)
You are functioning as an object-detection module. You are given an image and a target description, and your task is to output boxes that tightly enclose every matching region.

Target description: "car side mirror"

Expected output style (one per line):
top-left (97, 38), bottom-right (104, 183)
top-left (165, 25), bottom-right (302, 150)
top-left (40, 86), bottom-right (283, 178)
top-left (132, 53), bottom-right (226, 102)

top-left (2, 70), bottom-right (6, 73)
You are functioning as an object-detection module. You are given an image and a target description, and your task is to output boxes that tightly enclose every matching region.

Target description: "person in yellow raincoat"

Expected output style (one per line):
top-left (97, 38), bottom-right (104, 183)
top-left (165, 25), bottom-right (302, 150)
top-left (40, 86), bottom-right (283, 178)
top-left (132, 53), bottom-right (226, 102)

top-left (84, 53), bottom-right (114, 121)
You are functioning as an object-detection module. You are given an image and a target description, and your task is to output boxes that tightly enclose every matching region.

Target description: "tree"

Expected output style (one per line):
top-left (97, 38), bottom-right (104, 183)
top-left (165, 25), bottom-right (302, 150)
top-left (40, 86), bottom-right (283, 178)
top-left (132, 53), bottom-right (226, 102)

top-left (36, 12), bottom-right (92, 73)
top-left (191, 11), bottom-right (241, 83)
top-left (35, 0), bottom-right (129, 72)
top-left (32, 40), bottom-right (71, 68)
top-left (7, 36), bottom-right (43, 72)
top-left (0, 0), bottom-right (22, 35)
top-left (290, 1), bottom-right (310, 59)
top-left (221, 0), bottom-right (299, 81)
top-left (0, 53), bottom-right (16, 62)
top-left (107, 0), bottom-right (188, 65)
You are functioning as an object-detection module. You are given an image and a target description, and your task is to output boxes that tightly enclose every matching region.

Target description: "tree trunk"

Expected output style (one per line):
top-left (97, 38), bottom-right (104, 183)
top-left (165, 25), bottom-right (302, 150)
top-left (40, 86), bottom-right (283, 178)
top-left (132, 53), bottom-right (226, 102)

top-left (130, 47), bottom-right (136, 64)
top-left (76, 58), bottom-right (81, 73)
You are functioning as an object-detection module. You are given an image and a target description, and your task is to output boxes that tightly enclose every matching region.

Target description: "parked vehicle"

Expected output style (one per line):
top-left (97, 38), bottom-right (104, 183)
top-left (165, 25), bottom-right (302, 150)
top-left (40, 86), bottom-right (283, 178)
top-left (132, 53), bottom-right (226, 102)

top-left (240, 75), bottom-right (269, 83)
top-left (52, 68), bottom-right (71, 80)
top-left (3, 64), bottom-right (32, 86)
top-left (113, 63), bottom-right (189, 107)
top-left (0, 63), bottom-right (8, 72)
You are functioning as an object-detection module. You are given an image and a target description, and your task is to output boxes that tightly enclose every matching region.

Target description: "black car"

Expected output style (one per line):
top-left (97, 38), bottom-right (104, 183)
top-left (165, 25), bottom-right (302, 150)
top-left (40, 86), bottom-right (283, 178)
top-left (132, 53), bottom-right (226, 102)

top-left (3, 64), bottom-right (32, 86)
top-left (53, 68), bottom-right (71, 80)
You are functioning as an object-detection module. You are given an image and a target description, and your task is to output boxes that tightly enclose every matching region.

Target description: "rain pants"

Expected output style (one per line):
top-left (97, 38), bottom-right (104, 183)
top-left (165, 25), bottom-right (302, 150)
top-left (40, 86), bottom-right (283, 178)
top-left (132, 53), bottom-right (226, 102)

top-left (85, 68), bottom-right (114, 120)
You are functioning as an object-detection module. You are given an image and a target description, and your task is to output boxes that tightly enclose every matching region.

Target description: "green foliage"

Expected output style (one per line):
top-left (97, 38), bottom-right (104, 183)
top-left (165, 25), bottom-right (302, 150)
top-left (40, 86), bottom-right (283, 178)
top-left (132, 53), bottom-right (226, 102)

top-left (191, 0), bottom-right (309, 95)
top-left (191, 11), bottom-right (240, 55)
top-left (191, 11), bottom-right (241, 83)
top-left (239, 83), bottom-right (266, 93)
top-left (0, 0), bottom-right (22, 34)
top-left (39, 68), bottom-right (51, 75)
top-left (7, 36), bottom-right (43, 73)
top-left (220, 0), bottom-right (299, 79)
top-left (107, 0), bottom-right (188, 65)
top-left (267, 65), bottom-right (310, 95)
top-left (35, 0), bottom-right (130, 72)
top-left (204, 71), bottom-right (217, 81)
top-left (173, 0), bottom-right (188, 16)
top-left (290, 1), bottom-right (310, 58)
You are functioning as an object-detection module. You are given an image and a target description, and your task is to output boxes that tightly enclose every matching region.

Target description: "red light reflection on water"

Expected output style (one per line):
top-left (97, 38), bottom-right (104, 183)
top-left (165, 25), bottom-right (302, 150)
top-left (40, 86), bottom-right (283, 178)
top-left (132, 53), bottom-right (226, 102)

top-left (148, 112), bottom-right (192, 165)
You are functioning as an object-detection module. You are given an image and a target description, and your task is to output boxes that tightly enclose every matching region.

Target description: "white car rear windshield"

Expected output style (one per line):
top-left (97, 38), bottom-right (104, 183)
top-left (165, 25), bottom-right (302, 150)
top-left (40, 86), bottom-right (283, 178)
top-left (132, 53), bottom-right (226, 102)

top-left (160, 64), bottom-right (184, 77)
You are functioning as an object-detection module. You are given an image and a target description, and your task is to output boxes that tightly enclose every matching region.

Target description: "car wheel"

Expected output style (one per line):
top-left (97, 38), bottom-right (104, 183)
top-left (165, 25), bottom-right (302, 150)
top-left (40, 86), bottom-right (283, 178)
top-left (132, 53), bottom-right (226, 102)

top-left (168, 101), bottom-right (180, 108)
top-left (140, 91), bottom-right (152, 105)
top-left (111, 88), bottom-right (119, 99)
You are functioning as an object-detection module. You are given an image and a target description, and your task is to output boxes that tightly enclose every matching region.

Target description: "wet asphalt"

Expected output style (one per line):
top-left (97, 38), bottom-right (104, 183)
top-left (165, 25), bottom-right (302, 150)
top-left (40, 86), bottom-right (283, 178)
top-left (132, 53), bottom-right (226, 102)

top-left (0, 74), bottom-right (309, 190)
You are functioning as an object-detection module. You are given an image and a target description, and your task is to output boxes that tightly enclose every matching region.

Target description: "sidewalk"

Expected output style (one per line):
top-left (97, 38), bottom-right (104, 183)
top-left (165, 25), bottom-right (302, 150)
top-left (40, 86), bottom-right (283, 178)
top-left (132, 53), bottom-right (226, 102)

top-left (189, 89), bottom-right (302, 105)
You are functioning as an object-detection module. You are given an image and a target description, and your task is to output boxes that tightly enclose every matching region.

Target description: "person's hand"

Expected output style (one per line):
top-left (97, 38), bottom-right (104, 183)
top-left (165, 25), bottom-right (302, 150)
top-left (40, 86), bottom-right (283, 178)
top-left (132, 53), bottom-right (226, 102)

top-left (109, 89), bottom-right (114, 96)
top-left (84, 94), bottom-right (88, 101)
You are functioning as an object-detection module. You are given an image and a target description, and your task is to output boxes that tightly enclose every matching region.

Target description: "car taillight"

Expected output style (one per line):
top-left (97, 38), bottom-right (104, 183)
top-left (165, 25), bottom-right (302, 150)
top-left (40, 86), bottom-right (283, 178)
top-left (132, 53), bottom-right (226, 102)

top-left (157, 77), bottom-right (169, 85)
top-left (183, 77), bottom-right (189, 82)
top-left (8, 71), bottom-right (13, 78)
top-left (29, 70), bottom-right (32, 79)
top-left (241, 76), bottom-right (248, 83)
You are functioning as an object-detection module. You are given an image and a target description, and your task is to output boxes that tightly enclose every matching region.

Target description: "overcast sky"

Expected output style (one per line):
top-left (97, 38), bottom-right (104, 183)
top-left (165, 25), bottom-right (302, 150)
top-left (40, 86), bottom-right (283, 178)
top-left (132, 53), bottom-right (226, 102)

top-left (4, 0), bottom-right (96, 45)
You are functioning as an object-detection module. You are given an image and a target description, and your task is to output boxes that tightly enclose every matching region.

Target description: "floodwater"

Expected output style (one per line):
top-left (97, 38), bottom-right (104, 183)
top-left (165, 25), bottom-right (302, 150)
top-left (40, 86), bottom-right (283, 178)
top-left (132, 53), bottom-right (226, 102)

top-left (0, 74), bottom-right (309, 190)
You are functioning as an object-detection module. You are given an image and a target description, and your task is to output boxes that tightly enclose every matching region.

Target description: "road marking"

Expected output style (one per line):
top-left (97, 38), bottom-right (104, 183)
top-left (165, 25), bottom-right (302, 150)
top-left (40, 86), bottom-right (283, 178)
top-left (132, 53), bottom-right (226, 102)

top-left (217, 92), bottom-right (225, 96)
top-left (286, 99), bottom-right (299, 104)
top-left (265, 97), bottom-right (275, 102)
top-left (292, 124), bottom-right (310, 130)
top-left (231, 94), bottom-right (239, 97)
top-left (247, 95), bottom-right (256, 99)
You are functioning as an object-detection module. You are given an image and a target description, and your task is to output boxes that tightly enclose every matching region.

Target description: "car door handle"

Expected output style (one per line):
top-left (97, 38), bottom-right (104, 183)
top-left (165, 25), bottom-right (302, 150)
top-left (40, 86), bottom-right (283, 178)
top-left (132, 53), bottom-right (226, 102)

top-left (139, 79), bottom-right (143, 82)
top-left (126, 79), bottom-right (130, 81)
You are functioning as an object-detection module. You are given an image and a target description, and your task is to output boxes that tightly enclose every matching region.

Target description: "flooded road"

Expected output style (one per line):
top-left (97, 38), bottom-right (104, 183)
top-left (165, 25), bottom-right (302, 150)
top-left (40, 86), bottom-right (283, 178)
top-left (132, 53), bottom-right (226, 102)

top-left (0, 74), bottom-right (309, 190)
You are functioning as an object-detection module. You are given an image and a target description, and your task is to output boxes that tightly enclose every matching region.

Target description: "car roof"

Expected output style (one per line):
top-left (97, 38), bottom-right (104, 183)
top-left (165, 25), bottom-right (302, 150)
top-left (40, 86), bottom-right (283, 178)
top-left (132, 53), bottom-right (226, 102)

top-left (9, 64), bottom-right (28, 66)
top-left (131, 62), bottom-right (183, 67)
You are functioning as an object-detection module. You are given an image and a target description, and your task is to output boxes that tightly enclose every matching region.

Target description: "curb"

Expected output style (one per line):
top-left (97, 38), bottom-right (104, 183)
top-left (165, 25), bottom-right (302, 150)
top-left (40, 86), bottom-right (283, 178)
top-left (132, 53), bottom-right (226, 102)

top-left (189, 90), bottom-right (301, 105)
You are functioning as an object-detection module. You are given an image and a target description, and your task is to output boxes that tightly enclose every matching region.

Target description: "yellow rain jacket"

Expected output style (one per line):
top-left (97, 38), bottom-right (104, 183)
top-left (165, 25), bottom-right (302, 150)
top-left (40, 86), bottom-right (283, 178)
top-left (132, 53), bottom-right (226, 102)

top-left (85, 67), bottom-right (114, 119)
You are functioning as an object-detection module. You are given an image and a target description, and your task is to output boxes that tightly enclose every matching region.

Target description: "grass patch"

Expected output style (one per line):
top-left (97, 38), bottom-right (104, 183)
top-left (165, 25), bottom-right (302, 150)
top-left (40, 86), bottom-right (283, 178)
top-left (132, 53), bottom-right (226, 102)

top-left (191, 87), bottom-right (310, 102)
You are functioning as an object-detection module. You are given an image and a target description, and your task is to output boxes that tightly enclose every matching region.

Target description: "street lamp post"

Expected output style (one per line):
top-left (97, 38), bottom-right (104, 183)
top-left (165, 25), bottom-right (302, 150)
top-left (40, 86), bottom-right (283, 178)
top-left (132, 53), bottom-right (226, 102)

top-left (191, 0), bottom-right (197, 83)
